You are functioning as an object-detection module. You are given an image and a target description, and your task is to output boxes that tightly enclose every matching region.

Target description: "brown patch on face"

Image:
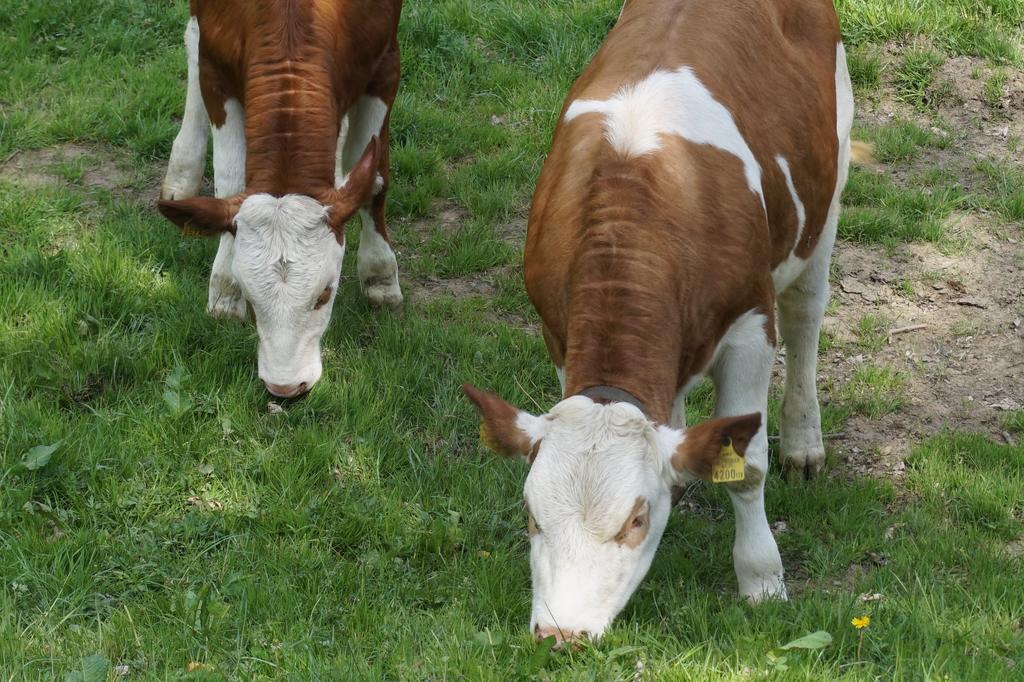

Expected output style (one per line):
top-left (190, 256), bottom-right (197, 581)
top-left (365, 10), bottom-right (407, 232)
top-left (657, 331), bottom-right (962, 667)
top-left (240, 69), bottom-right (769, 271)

top-left (672, 413), bottom-right (761, 480)
top-left (313, 286), bottom-right (333, 310)
top-left (612, 496), bottom-right (650, 549)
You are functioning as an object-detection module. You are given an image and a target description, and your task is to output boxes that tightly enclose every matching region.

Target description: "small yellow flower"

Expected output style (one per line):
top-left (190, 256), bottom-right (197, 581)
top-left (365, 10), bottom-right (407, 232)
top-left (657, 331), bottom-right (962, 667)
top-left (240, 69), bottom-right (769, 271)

top-left (851, 616), bottom-right (871, 629)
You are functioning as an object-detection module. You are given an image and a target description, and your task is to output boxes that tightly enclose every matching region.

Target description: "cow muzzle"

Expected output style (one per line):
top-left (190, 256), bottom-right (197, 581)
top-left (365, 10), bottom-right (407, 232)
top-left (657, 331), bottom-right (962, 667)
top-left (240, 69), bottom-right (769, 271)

top-left (264, 381), bottom-right (310, 399)
top-left (533, 624), bottom-right (590, 650)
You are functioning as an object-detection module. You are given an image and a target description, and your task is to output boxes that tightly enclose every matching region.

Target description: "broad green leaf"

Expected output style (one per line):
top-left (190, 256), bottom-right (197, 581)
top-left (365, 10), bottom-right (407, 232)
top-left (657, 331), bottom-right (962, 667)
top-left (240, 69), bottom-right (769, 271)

top-left (163, 389), bottom-right (192, 416)
top-left (526, 635), bottom-right (556, 673)
top-left (780, 630), bottom-right (833, 650)
top-left (81, 653), bottom-right (110, 682)
top-left (166, 361), bottom-right (185, 390)
top-left (64, 653), bottom-right (109, 682)
top-left (22, 440), bottom-right (62, 471)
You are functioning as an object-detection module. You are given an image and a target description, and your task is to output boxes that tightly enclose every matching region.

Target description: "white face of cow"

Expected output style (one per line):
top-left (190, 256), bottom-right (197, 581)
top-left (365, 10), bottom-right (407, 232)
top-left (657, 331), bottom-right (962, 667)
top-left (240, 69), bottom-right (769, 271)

top-left (523, 397), bottom-right (673, 640)
top-left (231, 194), bottom-right (344, 394)
top-left (157, 138), bottom-right (381, 398)
top-left (462, 385), bottom-right (761, 647)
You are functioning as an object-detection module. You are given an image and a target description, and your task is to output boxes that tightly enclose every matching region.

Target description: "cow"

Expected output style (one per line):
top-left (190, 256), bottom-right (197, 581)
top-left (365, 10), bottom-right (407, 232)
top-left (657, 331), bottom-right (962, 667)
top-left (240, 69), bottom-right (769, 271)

top-left (463, 0), bottom-right (855, 647)
top-left (158, 0), bottom-right (404, 398)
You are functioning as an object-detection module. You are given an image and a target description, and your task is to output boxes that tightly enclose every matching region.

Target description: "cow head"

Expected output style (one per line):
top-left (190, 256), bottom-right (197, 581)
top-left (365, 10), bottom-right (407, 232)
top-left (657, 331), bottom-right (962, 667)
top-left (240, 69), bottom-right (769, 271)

top-left (158, 139), bottom-right (380, 397)
top-left (462, 384), bottom-right (760, 647)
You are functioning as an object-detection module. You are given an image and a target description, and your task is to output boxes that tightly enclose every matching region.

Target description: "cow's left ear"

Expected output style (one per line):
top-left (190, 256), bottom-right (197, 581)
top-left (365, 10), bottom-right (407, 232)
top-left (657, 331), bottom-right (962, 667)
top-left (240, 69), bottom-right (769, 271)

top-left (157, 194), bottom-right (245, 236)
top-left (322, 136), bottom-right (380, 233)
top-left (462, 383), bottom-right (548, 464)
top-left (664, 413), bottom-right (762, 480)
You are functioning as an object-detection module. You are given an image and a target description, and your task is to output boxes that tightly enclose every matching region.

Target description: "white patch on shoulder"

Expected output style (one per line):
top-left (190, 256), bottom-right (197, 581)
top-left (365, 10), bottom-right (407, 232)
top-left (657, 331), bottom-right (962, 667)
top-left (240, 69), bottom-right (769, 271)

top-left (715, 309), bottom-right (771, 363)
top-left (775, 156), bottom-right (805, 243)
top-left (564, 67), bottom-right (764, 209)
top-left (669, 308), bottom-right (772, 426)
top-left (212, 98), bottom-right (246, 197)
top-left (771, 156), bottom-right (807, 291)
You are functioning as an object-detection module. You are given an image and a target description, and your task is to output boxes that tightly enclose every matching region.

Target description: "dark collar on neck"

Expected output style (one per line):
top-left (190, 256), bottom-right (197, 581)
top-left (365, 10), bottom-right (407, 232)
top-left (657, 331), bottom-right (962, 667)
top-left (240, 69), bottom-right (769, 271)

top-left (578, 385), bottom-right (647, 415)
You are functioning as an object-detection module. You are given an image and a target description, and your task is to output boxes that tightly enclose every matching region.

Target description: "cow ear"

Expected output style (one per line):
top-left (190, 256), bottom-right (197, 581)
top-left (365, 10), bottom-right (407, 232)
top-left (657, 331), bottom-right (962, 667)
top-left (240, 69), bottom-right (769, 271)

top-left (462, 383), bottom-right (547, 464)
top-left (323, 136), bottom-right (380, 232)
top-left (157, 195), bottom-right (244, 236)
top-left (669, 413), bottom-right (761, 480)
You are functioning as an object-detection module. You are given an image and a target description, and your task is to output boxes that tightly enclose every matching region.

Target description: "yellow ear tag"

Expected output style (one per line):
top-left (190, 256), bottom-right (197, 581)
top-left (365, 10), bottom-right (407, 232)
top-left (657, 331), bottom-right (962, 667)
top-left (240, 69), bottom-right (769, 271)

top-left (479, 422), bottom-right (501, 453)
top-left (712, 438), bottom-right (746, 483)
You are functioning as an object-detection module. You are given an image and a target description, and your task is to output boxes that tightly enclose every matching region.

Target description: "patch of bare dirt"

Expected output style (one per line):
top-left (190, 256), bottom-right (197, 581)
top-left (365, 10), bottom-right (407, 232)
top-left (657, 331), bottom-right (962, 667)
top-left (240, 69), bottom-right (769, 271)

top-left (858, 42), bottom-right (1024, 164)
top-left (0, 143), bottom-right (126, 190)
top-left (406, 201), bottom-right (526, 247)
top-left (500, 216), bottom-right (527, 249)
top-left (804, 43), bottom-right (1024, 485)
top-left (811, 212), bottom-right (1024, 483)
top-left (410, 271), bottom-right (501, 301)
top-left (934, 55), bottom-right (1024, 160)
top-left (401, 201), bottom-right (532, 327)
top-left (404, 264), bottom-right (538, 332)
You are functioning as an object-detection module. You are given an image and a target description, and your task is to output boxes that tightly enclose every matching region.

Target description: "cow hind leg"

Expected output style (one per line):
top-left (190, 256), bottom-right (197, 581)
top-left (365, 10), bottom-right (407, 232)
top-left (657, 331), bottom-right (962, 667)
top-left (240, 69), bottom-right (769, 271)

top-left (776, 213), bottom-right (836, 481)
top-left (341, 96), bottom-right (402, 309)
top-left (207, 98), bottom-right (247, 321)
top-left (711, 311), bottom-right (786, 601)
top-left (161, 17), bottom-right (209, 201)
top-left (776, 43), bottom-right (854, 478)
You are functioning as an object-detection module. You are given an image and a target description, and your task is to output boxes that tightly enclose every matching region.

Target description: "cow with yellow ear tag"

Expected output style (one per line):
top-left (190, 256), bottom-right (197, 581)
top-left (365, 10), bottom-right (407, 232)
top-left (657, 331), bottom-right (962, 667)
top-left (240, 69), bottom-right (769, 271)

top-left (463, 0), bottom-right (854, 646)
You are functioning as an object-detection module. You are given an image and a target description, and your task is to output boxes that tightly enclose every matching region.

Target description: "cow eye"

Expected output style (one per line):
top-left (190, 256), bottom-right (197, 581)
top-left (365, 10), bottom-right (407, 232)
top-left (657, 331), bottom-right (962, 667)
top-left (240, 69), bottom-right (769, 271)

top-left (313, 286), bottom-right (332, 310)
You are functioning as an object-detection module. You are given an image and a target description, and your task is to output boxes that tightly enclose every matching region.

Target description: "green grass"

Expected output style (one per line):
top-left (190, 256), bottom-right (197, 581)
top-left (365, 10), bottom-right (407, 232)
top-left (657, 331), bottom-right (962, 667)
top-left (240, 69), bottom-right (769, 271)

top-left (847, 46), bottom-right (883, 92)
top-left (835, 0), bottom-right (1023, 63)
top-left (841, 365), bottom-right (907, 418)
top-left (839, 167), bottom-right (965, 246)
top-left (858, 119), bottom-right (953, 164)
top-left (982, 69), bottom-right (1010, 107)
top-left (893, 46), bottom-right (946, 110)
top-left (853, 314), bottom-right (893, 352)
top-left (972, 159), bottom-right (1024, 223)
top-left (1, 0), bottom-right (1023, 679)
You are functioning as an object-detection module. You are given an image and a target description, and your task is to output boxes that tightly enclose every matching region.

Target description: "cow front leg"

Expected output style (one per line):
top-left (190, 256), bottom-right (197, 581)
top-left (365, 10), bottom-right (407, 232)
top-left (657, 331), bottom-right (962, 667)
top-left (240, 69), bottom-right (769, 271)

top-left (161, 17), bottom-right (208, 201)
top-left (711, 311), bottom-right (786, 601)
top-left (341, 96), bottom-right (402, 309)
top-left (207, 98), bottom-right (247, 321)
top-left (777, 202), bottom-right (838, 480)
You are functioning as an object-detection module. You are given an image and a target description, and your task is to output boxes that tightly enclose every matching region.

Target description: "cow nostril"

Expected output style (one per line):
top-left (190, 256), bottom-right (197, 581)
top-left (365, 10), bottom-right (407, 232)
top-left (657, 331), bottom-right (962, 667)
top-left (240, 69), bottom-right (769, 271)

top-left (297, 382), bottom-right (309, 394)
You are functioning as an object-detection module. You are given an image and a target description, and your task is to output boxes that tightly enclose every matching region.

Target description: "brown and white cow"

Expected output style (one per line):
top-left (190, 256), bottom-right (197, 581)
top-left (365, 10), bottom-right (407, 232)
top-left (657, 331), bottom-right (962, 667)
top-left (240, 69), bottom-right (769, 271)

top-left (464, 0), bottom-right (854, 645)
top-left (158, 0), bottom-right (403, 398)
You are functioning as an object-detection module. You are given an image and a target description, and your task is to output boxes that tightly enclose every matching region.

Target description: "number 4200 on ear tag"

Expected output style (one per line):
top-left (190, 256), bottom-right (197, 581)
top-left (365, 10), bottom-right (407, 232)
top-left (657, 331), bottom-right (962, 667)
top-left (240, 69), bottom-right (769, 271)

top-left (712, 438), bottom-right (745, 483)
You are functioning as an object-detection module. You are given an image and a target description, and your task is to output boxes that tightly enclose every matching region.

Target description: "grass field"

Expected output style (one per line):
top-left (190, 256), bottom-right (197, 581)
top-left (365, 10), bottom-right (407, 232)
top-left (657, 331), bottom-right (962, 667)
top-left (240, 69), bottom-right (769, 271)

top-left (2, 0), bottom-right (1023, 679)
